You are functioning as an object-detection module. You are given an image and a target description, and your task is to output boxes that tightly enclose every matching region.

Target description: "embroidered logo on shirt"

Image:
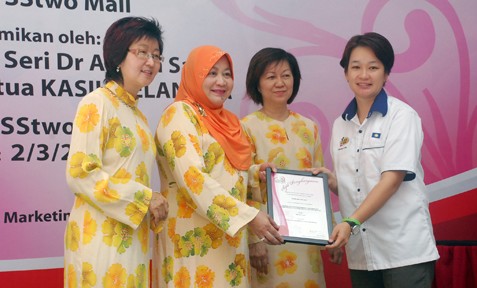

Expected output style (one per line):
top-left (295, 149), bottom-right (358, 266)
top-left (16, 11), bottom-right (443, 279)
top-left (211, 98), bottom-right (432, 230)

top-left (340, 137), bottom-right (349, 147)
top-left (371, 132), bottom-right (381, 139)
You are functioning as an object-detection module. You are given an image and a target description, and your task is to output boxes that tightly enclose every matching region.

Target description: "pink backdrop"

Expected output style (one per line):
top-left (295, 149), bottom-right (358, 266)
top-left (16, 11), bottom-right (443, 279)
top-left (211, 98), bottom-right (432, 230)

top-left (1, 1), bottom-right (476, 286)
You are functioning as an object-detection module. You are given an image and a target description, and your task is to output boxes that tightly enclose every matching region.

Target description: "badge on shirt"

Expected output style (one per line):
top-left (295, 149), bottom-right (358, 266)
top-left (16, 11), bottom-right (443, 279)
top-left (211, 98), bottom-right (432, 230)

top-left (371, 132), bottom-right (381, 139)
top-left (339, 137), bottom-right (349, 148)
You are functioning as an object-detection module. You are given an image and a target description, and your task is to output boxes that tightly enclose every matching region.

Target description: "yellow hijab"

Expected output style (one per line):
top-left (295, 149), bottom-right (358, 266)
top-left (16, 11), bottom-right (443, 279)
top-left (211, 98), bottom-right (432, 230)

top-left (175, 45), bottom-right (252, 170)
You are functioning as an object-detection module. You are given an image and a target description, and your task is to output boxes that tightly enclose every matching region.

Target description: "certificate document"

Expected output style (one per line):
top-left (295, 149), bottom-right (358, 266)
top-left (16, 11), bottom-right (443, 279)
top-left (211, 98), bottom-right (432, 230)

top-left (266, 168), bottom-right (333, 245)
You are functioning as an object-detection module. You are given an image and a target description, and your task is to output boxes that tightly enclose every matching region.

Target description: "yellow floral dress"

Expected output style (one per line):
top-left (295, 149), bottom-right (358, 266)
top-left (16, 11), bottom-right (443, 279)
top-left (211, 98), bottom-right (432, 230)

top-left (152, 102), bottom-right (259, 288)
top-left (64, 81), bottom-right (156, 288)
top-left (241, 110), bottom-right (327, 288)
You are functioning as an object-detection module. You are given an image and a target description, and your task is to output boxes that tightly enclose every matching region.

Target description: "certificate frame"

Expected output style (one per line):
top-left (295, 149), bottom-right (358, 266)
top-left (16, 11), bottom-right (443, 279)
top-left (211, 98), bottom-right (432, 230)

top-left (266, 168), bottom-right (333, 245)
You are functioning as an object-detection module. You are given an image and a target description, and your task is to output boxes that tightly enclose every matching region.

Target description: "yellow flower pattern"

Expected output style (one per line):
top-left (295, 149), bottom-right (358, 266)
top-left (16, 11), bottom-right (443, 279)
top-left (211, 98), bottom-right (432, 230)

top-left (162, 256), bottom-right (174, 284)
top-left (153, 102), bottom-right (257, 287)
top-left (66, 264), bottom-right (77, 288)
top-left (75, 103), bottom-right (100, 133)
top-left (82, 262), bottom-right (97, 288)
top-left (305, 280), bottom-right (321, 288)
top-left (136, 124), bottom-right (150, 152)
top-left (68, 152), bottom-right (89, 178)
top-left (102, 217), bottom-right (133, 254)
top-left (171, 130), bottom-right (187, 157)
top-left (106, 117), bottom-right (121, 150)
top-left (177, 187), bottom-right (197, 218)
top-left (203, 223), bottom-right (224, 249)
top-left (111, 168), bottom-right (132, 184)
top-left (161, 105), bottom-right (176, 127)
top-left (174, 267), bottom-right (191, 288)
top-left (241, 110), bottom-right (326, 287)
top-left (93, 180), bottom-right (120, 203)
top-left (82, 211), bottom-right (97, 244)
top-left (266, 124), bottom-right (288, 144)
top-left (135, 162), bottom-right (149, 186)
top-left (275, 250), bottom-right (298, 275)
top-left (65, 221), bottom-right (80, 251)
top-left (195, 265), bottom-right (215, 288)
top-left (103, 263), bottom-right (127, 288)
top-left (125, 190), bottom-right (149, 225)
top-left (114, 126), bottom-right (136, 157)
top-left (138, 220), bottom-right (149, 254)
top-left (65, 82), bottom-right (156, 287)
top-left (184, 166), bottom-right (204, 195)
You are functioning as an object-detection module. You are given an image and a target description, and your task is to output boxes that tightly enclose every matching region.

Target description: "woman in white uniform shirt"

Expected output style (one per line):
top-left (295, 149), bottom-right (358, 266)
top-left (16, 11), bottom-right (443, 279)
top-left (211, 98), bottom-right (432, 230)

top-left (319, 32), bottom-right (439, 287)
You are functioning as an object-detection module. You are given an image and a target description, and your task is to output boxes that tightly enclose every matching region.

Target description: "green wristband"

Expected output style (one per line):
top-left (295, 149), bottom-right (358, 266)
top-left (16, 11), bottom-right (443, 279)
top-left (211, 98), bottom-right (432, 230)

top-left (342, 217), bottom-right (361, 226)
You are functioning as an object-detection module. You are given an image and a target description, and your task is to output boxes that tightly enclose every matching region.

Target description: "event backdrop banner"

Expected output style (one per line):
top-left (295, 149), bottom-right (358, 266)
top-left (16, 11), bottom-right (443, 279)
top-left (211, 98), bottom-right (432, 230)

top-left (1, 0), bottom-right (476, 272)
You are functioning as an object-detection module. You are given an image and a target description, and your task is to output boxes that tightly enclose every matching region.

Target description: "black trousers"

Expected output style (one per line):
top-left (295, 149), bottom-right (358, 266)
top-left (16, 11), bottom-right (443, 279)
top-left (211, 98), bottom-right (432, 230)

top-left (349, 261), bottom-right (436, 288)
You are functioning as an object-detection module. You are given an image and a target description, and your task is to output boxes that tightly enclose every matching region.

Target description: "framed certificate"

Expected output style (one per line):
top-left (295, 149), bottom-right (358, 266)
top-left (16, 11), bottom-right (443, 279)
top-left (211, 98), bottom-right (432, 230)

top-left (266, 168), bottom-right (333, 245)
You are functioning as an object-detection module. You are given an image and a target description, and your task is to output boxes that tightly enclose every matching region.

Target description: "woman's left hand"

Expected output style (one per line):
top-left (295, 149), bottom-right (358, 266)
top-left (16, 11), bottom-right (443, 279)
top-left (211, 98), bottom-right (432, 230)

top-left (249, 242), bottom-right (269, 274)
top-left (258, 163), bottom-right (277, 182)
top-left (248, 211), bottom-right (283, 245)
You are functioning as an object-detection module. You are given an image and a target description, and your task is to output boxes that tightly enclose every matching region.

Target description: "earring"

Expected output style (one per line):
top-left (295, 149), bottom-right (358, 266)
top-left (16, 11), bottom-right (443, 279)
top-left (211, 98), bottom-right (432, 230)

top-left (116, 66), bottom-right (120, 72)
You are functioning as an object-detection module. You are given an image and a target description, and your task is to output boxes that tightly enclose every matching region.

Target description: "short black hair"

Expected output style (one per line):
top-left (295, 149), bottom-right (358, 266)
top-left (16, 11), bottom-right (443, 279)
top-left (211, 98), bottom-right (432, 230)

top-left (103, 17), bottom-right (164, 83)
top-left (246, 47), bottom-right (301, 105)
top-left (339, 32), bottom-right (394, 74)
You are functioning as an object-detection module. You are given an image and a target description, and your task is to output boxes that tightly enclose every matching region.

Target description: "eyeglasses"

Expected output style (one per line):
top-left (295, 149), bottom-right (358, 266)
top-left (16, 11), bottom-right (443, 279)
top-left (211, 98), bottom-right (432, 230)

top-left (128, 48), bottom-right (164, 63)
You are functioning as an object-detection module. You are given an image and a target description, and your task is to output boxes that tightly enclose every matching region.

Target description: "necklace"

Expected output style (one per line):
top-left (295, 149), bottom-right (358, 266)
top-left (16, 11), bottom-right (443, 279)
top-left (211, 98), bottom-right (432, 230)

top-left (104, 86), bottom-right (137, 110)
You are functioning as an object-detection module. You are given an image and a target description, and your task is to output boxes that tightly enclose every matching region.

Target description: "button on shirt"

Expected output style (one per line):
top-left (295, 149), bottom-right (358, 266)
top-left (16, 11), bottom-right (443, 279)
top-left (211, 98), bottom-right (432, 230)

top-left (331, 89), bottom-right (439, 270)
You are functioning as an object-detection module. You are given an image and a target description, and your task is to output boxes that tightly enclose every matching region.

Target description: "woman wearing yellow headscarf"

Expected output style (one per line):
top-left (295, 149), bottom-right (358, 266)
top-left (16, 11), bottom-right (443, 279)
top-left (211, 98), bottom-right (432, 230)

top-left (152, 45), bottom-right (283, 288)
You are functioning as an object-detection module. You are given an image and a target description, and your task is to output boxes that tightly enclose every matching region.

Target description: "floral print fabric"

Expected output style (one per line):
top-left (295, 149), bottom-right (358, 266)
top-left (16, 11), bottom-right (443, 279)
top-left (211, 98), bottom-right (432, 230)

top-left (152, 102), bottom-right (259, 287)
top-left (241, 110), bottom-right (327, 288)
top-left (64, 81), bottom-right (156, 288)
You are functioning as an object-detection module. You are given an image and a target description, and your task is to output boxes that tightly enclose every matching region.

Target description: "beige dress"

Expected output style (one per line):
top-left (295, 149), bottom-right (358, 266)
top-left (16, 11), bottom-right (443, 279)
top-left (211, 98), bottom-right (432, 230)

top-left (152, 102), bottom-right (258, 288)
top-left (242, 110), bottom-right (327, 288)
top-left (64, 81), bottom-right (156, 288)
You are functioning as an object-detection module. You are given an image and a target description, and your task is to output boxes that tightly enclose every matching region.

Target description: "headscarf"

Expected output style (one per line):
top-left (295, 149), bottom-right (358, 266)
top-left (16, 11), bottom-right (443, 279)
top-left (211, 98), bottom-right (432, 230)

top-left (175, 45), bottom-right (252, 170)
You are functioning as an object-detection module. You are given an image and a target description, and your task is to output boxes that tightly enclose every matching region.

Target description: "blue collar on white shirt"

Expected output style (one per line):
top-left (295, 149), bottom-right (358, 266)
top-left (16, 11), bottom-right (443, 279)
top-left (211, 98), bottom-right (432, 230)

top-left (341, 89), bottom-right (388, 121)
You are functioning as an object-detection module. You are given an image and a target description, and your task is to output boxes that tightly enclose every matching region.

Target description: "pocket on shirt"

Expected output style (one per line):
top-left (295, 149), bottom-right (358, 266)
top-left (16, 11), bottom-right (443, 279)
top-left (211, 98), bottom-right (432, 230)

top-left (362, 136), bottom-right (384, 151)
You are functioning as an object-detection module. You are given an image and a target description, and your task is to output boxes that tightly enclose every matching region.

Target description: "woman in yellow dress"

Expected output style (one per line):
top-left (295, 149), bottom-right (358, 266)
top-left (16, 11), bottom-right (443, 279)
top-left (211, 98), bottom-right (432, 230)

top-left (241, 47), bottom-right (342, 287)
top-left (152, 45), bottom-right (283, 288)
top-left (64, 17), bottom-right (168, 287)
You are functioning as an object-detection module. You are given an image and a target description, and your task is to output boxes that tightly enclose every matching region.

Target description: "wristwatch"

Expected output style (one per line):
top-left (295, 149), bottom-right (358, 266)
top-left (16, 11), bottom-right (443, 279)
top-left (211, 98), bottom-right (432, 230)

top-left (343, 218), bottom-right (361, 235)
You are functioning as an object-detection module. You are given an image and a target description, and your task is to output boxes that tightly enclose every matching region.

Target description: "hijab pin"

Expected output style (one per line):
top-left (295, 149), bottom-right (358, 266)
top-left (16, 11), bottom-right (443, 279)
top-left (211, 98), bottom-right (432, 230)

top-left (194, 102), bottom-right (207, 117)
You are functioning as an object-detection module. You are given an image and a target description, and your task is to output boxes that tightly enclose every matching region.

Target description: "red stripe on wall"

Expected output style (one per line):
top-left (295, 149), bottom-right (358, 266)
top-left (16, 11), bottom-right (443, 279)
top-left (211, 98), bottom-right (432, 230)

top-left (430, 189), bottom-right (477, 224)
top-left (0, 268), bottom-right (63, 287)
